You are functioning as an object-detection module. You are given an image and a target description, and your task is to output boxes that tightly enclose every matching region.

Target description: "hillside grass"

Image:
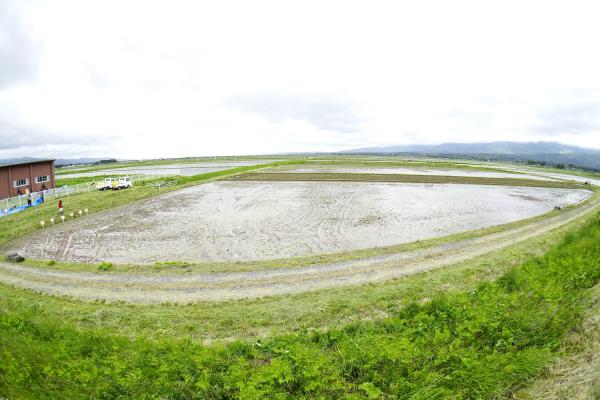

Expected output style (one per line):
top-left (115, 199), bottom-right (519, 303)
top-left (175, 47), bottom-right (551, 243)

top-left (1, 210), bottom-right (599, 398)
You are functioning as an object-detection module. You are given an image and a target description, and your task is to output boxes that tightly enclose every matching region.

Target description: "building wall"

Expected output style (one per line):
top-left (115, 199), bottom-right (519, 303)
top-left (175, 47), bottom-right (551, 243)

top-left (0, 171), bottom-right (9, 199)
top-left (0, 161), bottom-right (55, 199)
top-left (31, 163), bottom-right (54, 192)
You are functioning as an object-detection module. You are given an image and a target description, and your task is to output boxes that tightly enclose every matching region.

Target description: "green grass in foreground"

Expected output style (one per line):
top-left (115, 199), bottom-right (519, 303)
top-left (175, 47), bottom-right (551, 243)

top-left (1, 211), bottom-right (599, 398)
top-left (514, 284), bottom-right (600, 400)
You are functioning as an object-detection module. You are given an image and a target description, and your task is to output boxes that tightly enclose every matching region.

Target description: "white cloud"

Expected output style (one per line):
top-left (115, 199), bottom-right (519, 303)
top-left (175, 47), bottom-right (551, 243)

top-left (0, 0), bottom-right (599, 159)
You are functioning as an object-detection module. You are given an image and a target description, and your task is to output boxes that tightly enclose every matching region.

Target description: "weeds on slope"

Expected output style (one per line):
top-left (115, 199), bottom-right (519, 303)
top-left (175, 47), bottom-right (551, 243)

top-left (1, 214), bottom-right (600, 398)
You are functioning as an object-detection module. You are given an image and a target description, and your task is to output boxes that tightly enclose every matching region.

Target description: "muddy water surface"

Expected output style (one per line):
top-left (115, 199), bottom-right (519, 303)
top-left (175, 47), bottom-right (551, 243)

top-left (278, 165), bottom-right (558, 181)
top-left (6, 182), bottom-right (591, 264)
top-left (58, 160), bottom-right (278, 179)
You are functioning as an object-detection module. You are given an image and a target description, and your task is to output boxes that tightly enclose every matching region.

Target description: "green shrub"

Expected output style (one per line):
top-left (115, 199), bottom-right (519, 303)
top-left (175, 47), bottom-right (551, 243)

top-left (47, 260), bottom-right (56, 266)
top-left (97, 262), bottom-right (113, 271)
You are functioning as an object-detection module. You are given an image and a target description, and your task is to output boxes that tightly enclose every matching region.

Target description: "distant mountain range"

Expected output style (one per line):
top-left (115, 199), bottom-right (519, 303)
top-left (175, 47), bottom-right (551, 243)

top-left (2, 141), bottom-right (599, 171)
top-left (343, 141), bottom-right (600, 170)
top-left (346, 141), bottom-right (595, 155)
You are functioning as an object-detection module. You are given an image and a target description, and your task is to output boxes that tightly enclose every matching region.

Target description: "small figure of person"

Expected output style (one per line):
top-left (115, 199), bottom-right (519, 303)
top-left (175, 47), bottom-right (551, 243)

top-left (41, 183), bottom-right (47, 191)
top-left (40, 192), bottom-right (45, 203)
top-left (27, 193), bottom-right (32, 207)
top-left (58, 199), bottom-right (64, 214)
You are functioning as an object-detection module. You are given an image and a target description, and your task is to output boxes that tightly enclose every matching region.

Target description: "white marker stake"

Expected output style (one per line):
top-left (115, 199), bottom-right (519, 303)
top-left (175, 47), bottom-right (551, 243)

top-left (61, 215), bottom-right (65, 223)
top-left (40, 220), bottom-right (45, 228)
top-left (84, 208), bottom-right (89, 214)
top-left (50, 217), bottom-right (55, 224)
top-left (69, 212), bottom-right (74, 218)
top-left (78, 210), bottom-right (83, 216)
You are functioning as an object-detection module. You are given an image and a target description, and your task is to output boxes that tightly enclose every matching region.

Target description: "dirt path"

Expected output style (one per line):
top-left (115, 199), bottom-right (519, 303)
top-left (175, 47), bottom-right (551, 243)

top-left (1, 195), bottom-right (599, 304)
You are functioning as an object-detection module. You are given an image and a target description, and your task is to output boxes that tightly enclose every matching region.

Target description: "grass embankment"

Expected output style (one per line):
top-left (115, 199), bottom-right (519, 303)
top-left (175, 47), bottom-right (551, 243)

top-left (0, 160), bottom-right (299, 248)
top-left (232, 172), bottom-right (586, 189)
top-left (0, 213), bottom-right (586, 344)
top-left (512, 164), bottom-right (600, 180)
top-left (515, 284), bottom-right (600, 399)
top-left (1, 211), bottom-right (599, 398)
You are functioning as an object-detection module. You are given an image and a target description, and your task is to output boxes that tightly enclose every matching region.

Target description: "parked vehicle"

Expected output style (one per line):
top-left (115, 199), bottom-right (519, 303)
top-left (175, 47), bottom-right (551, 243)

top-left (96, 178), bottom-right (117, 191)
top-left (112, 176), bottom-right (133, 190)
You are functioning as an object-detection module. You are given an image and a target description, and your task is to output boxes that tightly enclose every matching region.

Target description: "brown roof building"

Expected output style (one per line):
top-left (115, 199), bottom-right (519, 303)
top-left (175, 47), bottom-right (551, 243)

top-left (0, 159), bottom-right (56, 199)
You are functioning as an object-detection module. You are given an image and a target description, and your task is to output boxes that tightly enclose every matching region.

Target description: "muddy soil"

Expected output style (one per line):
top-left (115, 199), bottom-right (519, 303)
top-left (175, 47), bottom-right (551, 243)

top-left (3, 181), bottom-right (591, 264)
top-left (276, 165), bottom-right (559, 181)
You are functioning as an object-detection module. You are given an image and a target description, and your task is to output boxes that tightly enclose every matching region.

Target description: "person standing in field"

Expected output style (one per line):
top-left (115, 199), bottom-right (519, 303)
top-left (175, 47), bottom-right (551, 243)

top-left (58, 199), bottom-right (63, 214)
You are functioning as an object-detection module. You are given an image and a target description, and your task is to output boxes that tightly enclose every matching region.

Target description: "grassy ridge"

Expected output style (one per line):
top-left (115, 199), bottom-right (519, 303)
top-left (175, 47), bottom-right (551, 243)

top-left (1, 212), bottom-right (599, 398)
top-left (301, 158), bottom-right (527, 174)
top-left (232, 172), bottom-right (587, 189)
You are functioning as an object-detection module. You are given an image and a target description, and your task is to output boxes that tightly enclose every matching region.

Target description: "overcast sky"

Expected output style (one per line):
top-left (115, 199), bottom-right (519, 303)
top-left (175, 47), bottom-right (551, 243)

top-left (1, 0), bottom-right (599, 159)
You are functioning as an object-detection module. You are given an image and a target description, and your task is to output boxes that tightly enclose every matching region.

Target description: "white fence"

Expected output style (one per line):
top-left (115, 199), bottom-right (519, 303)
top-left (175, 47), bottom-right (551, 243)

top-left (145, 180), bottom-right (178, 189)
top-left (1, 174), bottom-right (169, 215)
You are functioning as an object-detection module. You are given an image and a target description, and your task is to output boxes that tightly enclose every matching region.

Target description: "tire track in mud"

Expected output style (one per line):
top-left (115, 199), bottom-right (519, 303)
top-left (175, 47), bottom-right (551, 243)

top-left (1, 195), bottom-right (599, 304)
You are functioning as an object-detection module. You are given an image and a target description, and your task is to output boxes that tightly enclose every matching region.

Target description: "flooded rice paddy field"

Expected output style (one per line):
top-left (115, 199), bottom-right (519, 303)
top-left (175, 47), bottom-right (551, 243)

top-left (57, 160), bottom-right (278, 179)
top-left (503, 168), bottom-right (600, 186)
top-left (274, 165), bottom-right (559, 181)
top-left (5, 181), bottom-right (591, 264)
